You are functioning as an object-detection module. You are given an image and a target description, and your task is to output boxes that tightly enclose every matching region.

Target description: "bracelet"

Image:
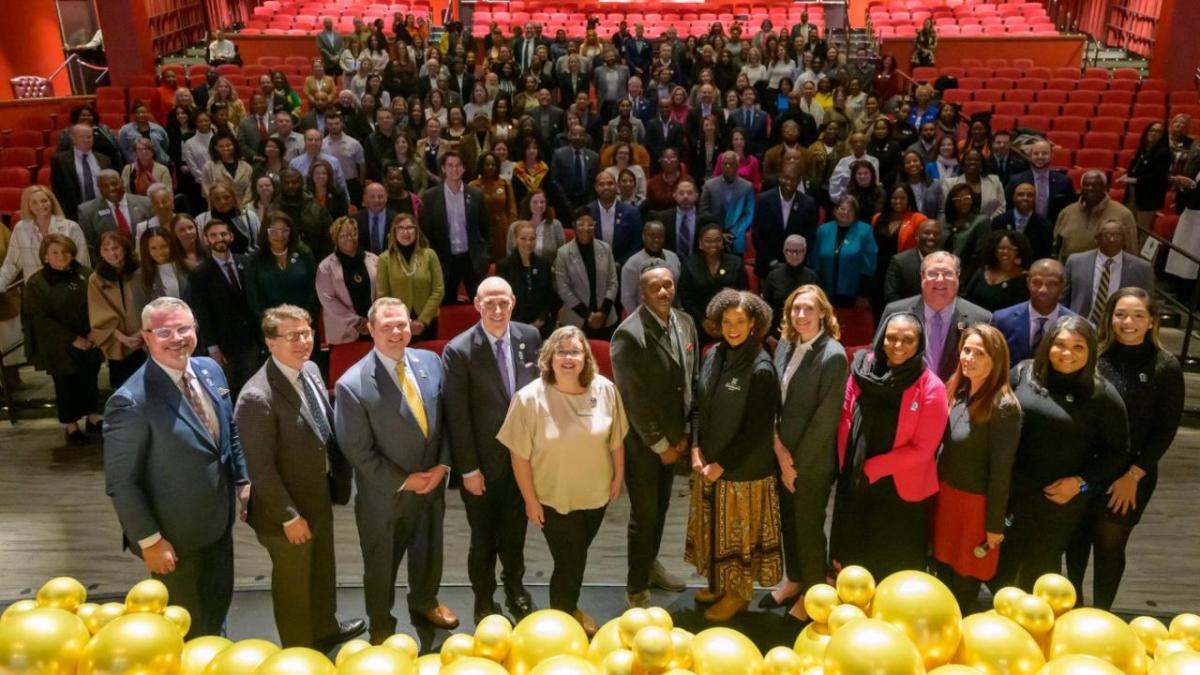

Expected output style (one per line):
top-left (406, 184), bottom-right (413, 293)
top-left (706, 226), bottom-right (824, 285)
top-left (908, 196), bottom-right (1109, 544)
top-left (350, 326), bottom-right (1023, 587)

top-left (1127, 467), bottom-right (1145, 479)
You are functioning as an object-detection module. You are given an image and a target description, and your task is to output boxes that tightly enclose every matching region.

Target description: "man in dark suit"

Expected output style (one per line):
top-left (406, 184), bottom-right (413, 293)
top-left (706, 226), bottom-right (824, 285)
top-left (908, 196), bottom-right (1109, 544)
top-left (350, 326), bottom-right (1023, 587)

top-left (728, 87), bottom-right (770, 156)
top-left (880, 251), bottom-right (993, 381)
top-left (622, 24), bottom-right (653, 78)
top-left (189, 220), bottom-right (261, 397)
top-left (557, 57), bottom-right (590, 109)
top-left (687, 84), bottom-right (724, 142)
top-left (51, 124), bottom-right (113, 221)
top-left (235, 305), bottom-right (363, 650)
top-left (550, 125), bottom-right (600, 210)
top-left (299, 90), bottom-right (333, 135)
top-left (611, 262), bottom-right (696, 608)
top-left (751, 166), bottom-right (819, 279)
top-left (1006, 139), bottom-right (1077, 226)
top-left (984, 130), bottom-right (1029, 186)
top-left (442, 278), bottom-right (541, 622)
top-left (653, 177), bottom-right (718, 257)
top-left (420, 151), bottom-right (488, 303)
top-left (76, 171), bottom-right (152, 254)
top-left (103, 297), bottom-right (250, 638)
top-left (884, 219), bottom-right (942, 305)
top-left (192, 69), bottom-right (219, 110)
top-left (511, 23), bottom-right (540, 73)
top-left (626, 77), bottom-right (657, 127)
top-left (992, 182), bottom-right (1054, 262)
top-left (526, 89), bottom-right (565, 147)
top-left (589, 171), bottom-right (643, 264)
top-left (1062, 220), bottom-right (1156, 319)
top-left (354, 183), bottom-right (398, 255)
top-left (335, 297), bottom-right (459, 644)
top-left (447, 59), bottom-right (475, 103)
top-left (238, 93), bottom-right (273, 163)
top-left (994, 259), bottom-right (1075, 365)
top-left (644, 99), bottom-right (685, 167)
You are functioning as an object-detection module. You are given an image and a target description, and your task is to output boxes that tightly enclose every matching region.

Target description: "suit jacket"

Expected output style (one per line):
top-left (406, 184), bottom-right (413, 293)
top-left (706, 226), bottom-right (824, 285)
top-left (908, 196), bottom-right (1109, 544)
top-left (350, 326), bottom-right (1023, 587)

top-left (627, 96), bottom-right (656, 126)
top-left (50, 150), bottom-right (114, 221)
top-left (592, 64), bottom-right (631, 103)
top-left (237, 113), bottom-right (272, 161)
top-left (353, 207), bottom-right (400, 255)
top-left (992, 209), bottom-right (1054, 262)
top-left (880, 295), bottom-right (994, 381)
top-left (653, 207), bottom-right (719, 257)
top-left (236, 358), bottom-right (351, 538)
top-left (985, 152), bottom-right (1029, 187)
top-left (557, 72), bottom-right (590, 108)
top-left (588, 199), bottom-right (643, 263)
top-left (1006, 168), bottom-right (1077, 225)
top-left (549, 145), bottom-right (599, 205)
top-left (555, 238), bottom-right (619, 327)
top-left (1062, 250), bottom-right (1155, 316)
top-left (442, 322), bottom-right (542, 479)
top-left (993, 302), bottom-right (1077, 365)
top-left (334, 348), bottom-right (451, 514)
top-left (189, 254), bottom-right (260, 355)
top-left (419, 183), bottom-right (488, 279)
top-left (644, 117), bottom-right (685, 165)
top-left (727, 107), bottom-right (770, 155)
top-left (751, 187), bottom-right (819, 278)
top-left (104, 356), bottom-right (248, 556)
top-left (883, 248), bottom-right (924, 305)
top-left (527, 105), bottom-right (566, 145)
top-left (77, 195), bottom-right (153, 252)
top-left (774, 333), bottom-right (848, 476)
top-left (699, 175), bottom-right (756, 254)
top-left (611, 305), bottom-right (699, 455)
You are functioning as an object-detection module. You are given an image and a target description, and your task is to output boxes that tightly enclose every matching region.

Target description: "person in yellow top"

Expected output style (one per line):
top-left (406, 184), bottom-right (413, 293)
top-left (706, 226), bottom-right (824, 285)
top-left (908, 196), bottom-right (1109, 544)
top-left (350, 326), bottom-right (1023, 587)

top-left (376, 213), bottom-right (444, 342)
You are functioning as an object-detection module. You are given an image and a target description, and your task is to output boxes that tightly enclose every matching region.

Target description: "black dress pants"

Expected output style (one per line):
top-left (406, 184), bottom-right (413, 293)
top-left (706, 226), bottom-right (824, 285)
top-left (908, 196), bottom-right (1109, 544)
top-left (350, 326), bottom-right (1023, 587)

top-left (624, 442), bottom-right (676, 594)
top-left (108, 350), bottom-right (147, 392)
top-left (256, 511), bottom-right (340, 648)
top-left (153, 528), bottom-right (234, 639)
top-left (460, 471), bottom-right (529, 602)
top-left (221, 343), bottom-right (262, 400)
top-left (542, 505), bottom-right (606, 613)
top-left (779, 469), bottom-right (836, 589)
top-left (52, 357), bottom-right (101, 424)
top-left (442, 253), bottom-right (481, 304)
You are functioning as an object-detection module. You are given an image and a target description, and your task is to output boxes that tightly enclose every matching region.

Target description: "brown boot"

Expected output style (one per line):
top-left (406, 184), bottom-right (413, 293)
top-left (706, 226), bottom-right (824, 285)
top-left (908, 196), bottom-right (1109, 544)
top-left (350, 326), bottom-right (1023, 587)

top-left (694, 587), bottom-right (719, 604)
top-left (703, 594), bottom-right (749, 622)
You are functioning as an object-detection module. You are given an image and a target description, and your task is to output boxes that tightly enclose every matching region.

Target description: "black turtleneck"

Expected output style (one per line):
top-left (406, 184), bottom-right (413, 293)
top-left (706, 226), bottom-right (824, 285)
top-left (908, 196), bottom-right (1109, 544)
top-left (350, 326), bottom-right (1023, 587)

top-left (1097, 340), bottom-right (1184, 477)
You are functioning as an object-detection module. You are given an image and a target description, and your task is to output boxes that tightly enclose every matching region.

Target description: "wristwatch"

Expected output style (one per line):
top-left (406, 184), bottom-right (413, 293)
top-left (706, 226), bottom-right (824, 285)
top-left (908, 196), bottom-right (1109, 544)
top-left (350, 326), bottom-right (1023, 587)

top-left (1077, 478), bottom-right (1089, 493)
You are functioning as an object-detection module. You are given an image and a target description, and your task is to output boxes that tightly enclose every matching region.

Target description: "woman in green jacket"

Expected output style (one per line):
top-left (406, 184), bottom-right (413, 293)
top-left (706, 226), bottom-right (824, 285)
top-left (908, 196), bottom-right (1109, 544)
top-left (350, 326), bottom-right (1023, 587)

top-left (376, 212), bottom-right (444, 341)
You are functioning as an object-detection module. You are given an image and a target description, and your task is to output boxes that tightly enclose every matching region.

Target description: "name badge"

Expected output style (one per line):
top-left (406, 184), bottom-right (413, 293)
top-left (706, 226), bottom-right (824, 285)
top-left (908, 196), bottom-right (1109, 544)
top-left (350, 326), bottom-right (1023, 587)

top-left (98, 209), bottom-right (111, 216)
top-left (910, 401), bottom-right (919, 411)
top-left (577, 396), bottom-right (598, 417)
top-left (725, 377), bottom-right (742, 392)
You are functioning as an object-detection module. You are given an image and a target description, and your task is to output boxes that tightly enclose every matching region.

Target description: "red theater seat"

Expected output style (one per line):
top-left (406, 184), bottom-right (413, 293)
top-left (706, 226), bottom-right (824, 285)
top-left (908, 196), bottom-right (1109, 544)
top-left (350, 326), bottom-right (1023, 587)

top-left (589, 339), bottom-right (613, 379)
top-left (436, 304), bottom-right (478, 340)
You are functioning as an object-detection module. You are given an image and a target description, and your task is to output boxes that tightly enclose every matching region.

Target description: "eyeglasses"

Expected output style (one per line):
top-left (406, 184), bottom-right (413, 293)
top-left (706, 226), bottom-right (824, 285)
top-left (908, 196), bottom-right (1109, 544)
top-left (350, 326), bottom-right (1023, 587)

top-left (268, 226), bottom-right (291, 235)
top-left (554, 349), bottom-right (584, 359)
top-left (923, 270), bottom-right (958, 281)
top-left (147, 324), bottom-right (196, 340)
top-left (275, 329), bottom-right (314, 343)
top-left (396, 225), bottom-right (418, 232)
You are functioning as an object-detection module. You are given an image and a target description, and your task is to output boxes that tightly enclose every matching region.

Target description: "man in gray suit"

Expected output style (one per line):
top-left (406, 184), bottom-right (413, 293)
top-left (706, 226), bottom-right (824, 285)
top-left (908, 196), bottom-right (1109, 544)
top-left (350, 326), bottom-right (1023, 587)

top-left (1062, 219), bottom-right (1155, 320)
top-left (104, 297), bottom-right (250, 638)
top-left (77, 170), bottom-right (152, 253)
top-left (611, 262), bottom-right (696, 608)
top-left (880, 251), bottom-right (993, 381)
top-left (442, 278), bottom-right (542, 623)
top-left (334, 297), bottom-right (459, 644)
top-left (235, 305), bottom-right (363, 650)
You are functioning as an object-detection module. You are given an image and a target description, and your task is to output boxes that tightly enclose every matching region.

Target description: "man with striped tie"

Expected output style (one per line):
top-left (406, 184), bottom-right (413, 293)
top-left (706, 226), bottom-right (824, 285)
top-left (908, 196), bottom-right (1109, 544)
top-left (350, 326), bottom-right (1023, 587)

top-left (1063, 220), bottom-right (1155, 318)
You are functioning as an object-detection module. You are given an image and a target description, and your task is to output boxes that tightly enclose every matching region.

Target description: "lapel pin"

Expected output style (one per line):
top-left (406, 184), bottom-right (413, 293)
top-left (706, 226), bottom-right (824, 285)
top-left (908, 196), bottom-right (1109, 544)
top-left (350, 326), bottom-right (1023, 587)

top-left (911, 401), bottom-right (919, 411)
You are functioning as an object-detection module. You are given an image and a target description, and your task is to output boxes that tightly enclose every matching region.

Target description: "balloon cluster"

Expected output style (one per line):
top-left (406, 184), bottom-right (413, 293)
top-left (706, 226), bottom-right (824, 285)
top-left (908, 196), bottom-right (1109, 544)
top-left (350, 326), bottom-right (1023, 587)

top-left (3, 572), bottom-right (1200, 675)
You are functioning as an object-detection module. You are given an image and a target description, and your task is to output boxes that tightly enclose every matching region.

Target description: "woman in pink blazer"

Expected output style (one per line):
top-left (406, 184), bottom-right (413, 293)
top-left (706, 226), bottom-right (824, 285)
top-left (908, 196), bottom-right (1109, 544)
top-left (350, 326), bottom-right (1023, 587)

top-left (829, 311), bottom-right (948, 578)
top-left (316, 217), bottom-right (379, 345)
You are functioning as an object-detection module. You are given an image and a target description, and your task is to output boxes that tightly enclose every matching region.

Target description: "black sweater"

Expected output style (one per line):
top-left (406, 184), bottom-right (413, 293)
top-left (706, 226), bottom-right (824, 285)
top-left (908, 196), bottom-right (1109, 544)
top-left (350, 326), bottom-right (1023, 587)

top-left (1097, 341), bottom-right (1184, 478)
top-left (694, 342), bottom-right (780, 481)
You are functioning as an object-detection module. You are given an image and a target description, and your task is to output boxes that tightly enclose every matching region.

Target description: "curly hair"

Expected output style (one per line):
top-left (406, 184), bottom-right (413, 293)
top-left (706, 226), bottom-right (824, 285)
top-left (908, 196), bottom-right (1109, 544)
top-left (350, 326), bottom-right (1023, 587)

top-left (704, 289), bottom-right (773, 344)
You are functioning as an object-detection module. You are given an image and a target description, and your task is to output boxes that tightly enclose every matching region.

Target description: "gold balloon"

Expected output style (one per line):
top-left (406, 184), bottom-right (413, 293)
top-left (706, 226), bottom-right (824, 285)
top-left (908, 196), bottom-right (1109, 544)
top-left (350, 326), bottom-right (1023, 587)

top-left (835, 567), bottom-right (876, 608)
top-left (619, 610), bottom-right (654, 648)
top-left (384, 634), bottom-right (420, 661)
top-left (85, 603), bottom-right (127, 635)
top-left (0, 606), bottom-right (91, 674)
top-left (822, 618), bottom-right (924, 675)
top-left (442, 634), bottom-right (477, 665)
top-left (764, 647), bottom-right (805, 675)
top-left (508, 609), bottom-right (590, 675)
top-left (164, 605), bottom-right (192, 637)
top-left (1150, 651), bottom-right (1200, 675)
top-left (258, 647), bottom-right (336, 675)
top-left (76, 603), bottom-right (100, 625)
top-left (665, 670), bottom-right (697, 675)
top-left (994, 588), bottom-right (1027, 620)
top-left (670, 629), bottom-right (694, 670)
top-left (336, 640), bottom-right (373, 667)
top-left (441, 656), bottom-right (510, 675)
top-left (689, 627), bottom-right (764, 675)
top-left (80, 611), bottom-right (183, 675)
top-left (180, 635), bottom-right (232, 675)
top-left (201, 638), bottom-right (279, 675)
top-left (531, 654), bottom-right (602, 675)
top-left (1170, 615), bottom-right (1200, 651)
top-left (602, 649), bottom-right (635, 675)
top-left (804, 585), bottom-right (841, 625)
top-left (125, 578), bottom-right (171, 614)
top-left (1, 599), bottom-right (38, 624)
top-left (1012, 595), bottom-right (1056, 637)
top-left (417, 653), bottom-right (445, 675)
top-left (1155, 641), bottom-right (1196, 661)
top-left (646, 608), bottom-right (674, 632)
top-left (475, 615), bottom-right (514, 663)
top-left (871, 571), bottom-right (963, 669)
top-left (36, 577), bottom-right (88, 612)
top-left (1036, 655), bottom-right (1123, 675)
top-left (793, 624), bottom-right (832, 671)
top-left (1049, 609), bottom-right (1144, 675)
top-left (1032, 576), bottom-right (1077, 618)
top-left (589, 620), bottom-right (625, 664)
top-left (827, 605), bottom-right (867, 635)
top-left (340, 646), bottom-right (419, 675)
top-left (633, 626), bottom-right (674, 671)
top-left (928, 667), bottom-right (983, 675)
top-left (953, 612), bottom-right (1046, 675)
top-left (1131, 617), bottom-right (1170, 655)
top-left (806, 667), bottom-right (824, 675)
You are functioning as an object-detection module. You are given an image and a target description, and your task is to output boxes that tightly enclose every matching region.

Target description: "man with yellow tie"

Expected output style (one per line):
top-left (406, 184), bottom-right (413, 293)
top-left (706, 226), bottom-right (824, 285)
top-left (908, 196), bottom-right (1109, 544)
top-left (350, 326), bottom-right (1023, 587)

top-left (334, 297), bottom-right (460, 644)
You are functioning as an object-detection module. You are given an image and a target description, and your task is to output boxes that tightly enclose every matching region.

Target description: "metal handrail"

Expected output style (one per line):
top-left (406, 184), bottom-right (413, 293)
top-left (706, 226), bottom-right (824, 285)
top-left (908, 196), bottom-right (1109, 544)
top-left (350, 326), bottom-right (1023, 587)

top-left (1139, 224), bottom-right (1200, 362)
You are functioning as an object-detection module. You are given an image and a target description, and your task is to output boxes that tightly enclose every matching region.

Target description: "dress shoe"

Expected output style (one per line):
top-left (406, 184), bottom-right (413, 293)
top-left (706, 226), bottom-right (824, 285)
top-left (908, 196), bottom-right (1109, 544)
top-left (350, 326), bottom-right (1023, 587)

top-left (573, 609), bottom-right (598, 638)
top-left (625, 589), bottom-right (651, 609)
top-left (315, 619), bottom-right (367, 652)
top-left (694, 587), bottom-right (719, 604)
top-left (649, 560), bottom-right (686, 592)
top-left (66, 429), bottom-right (88, 445)
top-left (505, 591), bottom-right (535, 621)
top-left (475, 598), bottom-right (507, 624)
top-left (757, 584), bottom-right (801, 609)
top-left (87, 418), bottom-right (104, 435)
top-left (412, 605), bottom-right (459, 630)
top-left (703, 594), bottom-right (749, 622)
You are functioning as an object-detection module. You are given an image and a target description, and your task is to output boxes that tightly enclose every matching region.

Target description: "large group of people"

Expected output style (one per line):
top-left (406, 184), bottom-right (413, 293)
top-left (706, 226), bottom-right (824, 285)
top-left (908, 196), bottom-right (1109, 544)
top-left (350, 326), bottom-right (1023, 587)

top-left (0, 6), bottom-right (1190, 654)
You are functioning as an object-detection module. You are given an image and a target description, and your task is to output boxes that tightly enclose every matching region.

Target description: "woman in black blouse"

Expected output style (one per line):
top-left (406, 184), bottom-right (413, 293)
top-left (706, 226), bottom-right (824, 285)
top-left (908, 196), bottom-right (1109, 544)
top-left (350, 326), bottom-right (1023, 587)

top-left (679, 222), bottom-right (749, 341)
top-left (497, 220), bottom-right (556, 337)
top-left (933, 324), bottom-right (1021, 612)
top-left (961, 231), bottom-right (1031, 312)
top-left (996, 316), bottom-right (1130, 590)
top-left (1119, 121), bottom-right (1173, 234)
top-left (1066, 289), bottom-right (1184, 610)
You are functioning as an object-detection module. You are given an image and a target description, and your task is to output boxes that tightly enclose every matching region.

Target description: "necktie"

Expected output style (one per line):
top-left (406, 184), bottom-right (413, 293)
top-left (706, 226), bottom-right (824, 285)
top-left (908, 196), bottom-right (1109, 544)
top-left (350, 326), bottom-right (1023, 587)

top-left (113, 203), bottom-right (131, 238)
top-left (259, 116), bottom-right (268, 138)
top-left (81, 154), bottom-right (96, 201)
top-left (1032, 316), bottom-right (1048, 352)
top-left (1090, 257), bottom-right (1113, 324)
top-left (1035, 171), bottom-right (1050, 217)
top-left (372, 212), bottom-right (384, 252)
top-left (679, 211), bottom-right (692, 253)
top-left (926, 311), bottom-right (946, 373)
top-left (395, 360), bottom-right (428, 437)
top-left (495, 338), bottom-right (514, 397)
top-left (222, 259), bottom-right (241, 289)
top-left (574, 150), bottom-right (586, 193)
top-left (181, 370), bottom-right (220, 441)
top-left (299, 370), bottom-right (333, 445)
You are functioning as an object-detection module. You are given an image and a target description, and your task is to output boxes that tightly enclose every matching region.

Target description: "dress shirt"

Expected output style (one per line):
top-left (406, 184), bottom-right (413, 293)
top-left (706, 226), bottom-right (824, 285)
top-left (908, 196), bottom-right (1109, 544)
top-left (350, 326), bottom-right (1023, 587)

top-left (596, 200), bottom-right (617, 248)
top-left (366, 208), bottom-right (388, 253)
top-left (674, 207), bottom-right (696, 255)
top-left (271, 356), bottom-right (331, 524)
top-left (444, 182), bottom-right (469, 255)
top-left (1028, 303), bottom-right (1060, 349)
top-left (482, 325), bottom-right (517, 401)
top-left (322, 134), bottom-right (365, 180)
top-left (289, 151), bottom-right (349, 195)
top-left (781, 330), bottom-right (823, 399)
top-left (923, 301), bottom-right (955, 372)
top-left (73, 148), bottom-right (101, 198)
top-left (107, 197), bottom-right (133, 236)
top-left (1093, 252), bottom-right (1122, 303)
top-left (779, 191), bottom-right (795, 220)
top-left (373, 348), bottom-right (450, 490)
top-left (1012, 209), bottom-right (1031, 233)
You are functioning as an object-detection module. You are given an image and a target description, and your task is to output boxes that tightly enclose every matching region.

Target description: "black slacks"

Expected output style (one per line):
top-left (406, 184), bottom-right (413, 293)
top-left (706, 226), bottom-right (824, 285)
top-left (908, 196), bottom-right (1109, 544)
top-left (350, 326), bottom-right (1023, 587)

top-left (441, 253), bottom-right (481, 305)
top-left (624, 442), bottom-right (676, 593)
top-left (460, 471), bottom-right (529, 602)
top-left (107, 350), bottom-right (147, 392)
top-left (830, 474), bottom-right (930, 580)
top-left (356, 488), bottom-right (445, 634)
top-left (779, 470), bottom-right (835, 589)
top-left (52, 358), bottom-right (101, 424)
top-left (153, 528), bottom-right (233, 639)
top-left (542, 505), bottom-right (606, 613)
top-left (994, 478), bottom-right (1090, 591)
top-left (256, 512), bottom-right (339, 648)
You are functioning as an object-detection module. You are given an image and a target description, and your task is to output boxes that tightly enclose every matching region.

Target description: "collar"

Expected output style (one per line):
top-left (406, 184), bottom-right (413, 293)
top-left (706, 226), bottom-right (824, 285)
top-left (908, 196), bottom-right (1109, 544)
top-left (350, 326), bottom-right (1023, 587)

top-left (598, 200), bottom-right (616, 214)
top-left (924, 300), bottom-right (955, 322)
top-left (1097, 251), bottom-right (1120, 265)
top-left (272, 356), bottom-right (302, 383)
top-left (374, 348), bottom-right (415, 373)
top-left (795, 329), bottom-right (823, 351)
top-left (1029, 302), bottom-right (1060, 321)
top-left (482, 325), bottom-right (512, 349)
top-left (443, 181), bottom-right (464, 196)
top-left (153, 358), bottom-right (193, 386)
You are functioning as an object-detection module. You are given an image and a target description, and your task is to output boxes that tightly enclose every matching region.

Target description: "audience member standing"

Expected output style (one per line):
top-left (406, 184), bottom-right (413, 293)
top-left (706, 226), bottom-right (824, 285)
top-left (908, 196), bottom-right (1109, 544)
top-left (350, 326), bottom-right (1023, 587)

top-left (497, 220), bottom-right (557, 336)
top-left (555, 212), bottom-right (619, 339)
top-left (0, 186), bottom-right (90, 295)
top-left (87, 231), bottom-right (145, 391)
top-left (376, 213), bottom-right (444, 341)
top-left (993, 259), bottom-right (1075, 365)
top-left (246, 212), bottom-right (319, 317)
top-left (189, 219), bottom-right (261, 397)
top-left (421, 152), bottom-right (488, 302)
top-left (316, 217), bottom-right (379, 346)
top-left (52, 124), bottom-right (115, 220)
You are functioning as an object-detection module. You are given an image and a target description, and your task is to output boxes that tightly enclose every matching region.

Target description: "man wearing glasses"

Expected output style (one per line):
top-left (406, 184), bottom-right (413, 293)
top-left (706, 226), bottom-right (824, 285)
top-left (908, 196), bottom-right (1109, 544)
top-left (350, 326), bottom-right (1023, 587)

top-left (234, 305), bottom-right (364, 650)
top-left (103, 296), bottom-right (250, 638)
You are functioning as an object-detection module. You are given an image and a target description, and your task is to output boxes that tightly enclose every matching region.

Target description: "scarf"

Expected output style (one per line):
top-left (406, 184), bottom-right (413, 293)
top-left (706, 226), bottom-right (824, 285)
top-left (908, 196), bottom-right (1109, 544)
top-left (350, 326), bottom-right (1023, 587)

top-left (847, 311), bottom-right (927, 474)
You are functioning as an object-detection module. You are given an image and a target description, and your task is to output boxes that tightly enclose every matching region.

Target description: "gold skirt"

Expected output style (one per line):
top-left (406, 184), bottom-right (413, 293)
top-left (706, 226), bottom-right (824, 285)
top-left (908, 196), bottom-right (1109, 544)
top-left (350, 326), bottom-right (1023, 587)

top-left (684, 473), bottom-right (784, 601)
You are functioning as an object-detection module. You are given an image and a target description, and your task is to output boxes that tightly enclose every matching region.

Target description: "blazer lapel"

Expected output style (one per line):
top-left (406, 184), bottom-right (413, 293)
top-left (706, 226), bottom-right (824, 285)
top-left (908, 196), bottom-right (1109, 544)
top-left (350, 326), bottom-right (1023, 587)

top-left (192, 361), bottom-right (230, 450)
top-left (372, 352), bottom-right (420, 435)
top-left (1016, 304), bottom-right (1032, 357)
top-left (640, 306), bottom-right (679, 366)
top-left (268, 359), bottom-right (322, 439)
top-left (146, 360), bottom-right (217, 452)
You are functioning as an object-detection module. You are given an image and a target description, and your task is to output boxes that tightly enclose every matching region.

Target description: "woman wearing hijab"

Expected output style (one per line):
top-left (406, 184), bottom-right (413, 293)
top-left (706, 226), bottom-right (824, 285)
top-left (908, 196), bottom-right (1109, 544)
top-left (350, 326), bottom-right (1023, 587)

top-left (829, 311), bottom-right (948, 578)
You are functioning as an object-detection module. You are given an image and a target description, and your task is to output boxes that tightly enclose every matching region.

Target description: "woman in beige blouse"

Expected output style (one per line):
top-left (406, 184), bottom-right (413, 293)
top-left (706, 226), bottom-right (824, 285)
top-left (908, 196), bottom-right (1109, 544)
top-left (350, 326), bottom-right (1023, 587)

top-left (497, 326), bottom-right (627, 637)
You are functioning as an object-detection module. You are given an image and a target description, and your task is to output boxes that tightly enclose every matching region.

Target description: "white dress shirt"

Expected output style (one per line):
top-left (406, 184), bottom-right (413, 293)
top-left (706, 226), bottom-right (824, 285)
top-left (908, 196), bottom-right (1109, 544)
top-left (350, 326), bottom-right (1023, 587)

top-left (444, 182), bottom-right (469, 255)
top-left (1093, 252), bottom-right (1122, 304)
top-left (781, 330), bottom-right (822, 399)
top-left (596, 200), bottom-right (617, 248)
